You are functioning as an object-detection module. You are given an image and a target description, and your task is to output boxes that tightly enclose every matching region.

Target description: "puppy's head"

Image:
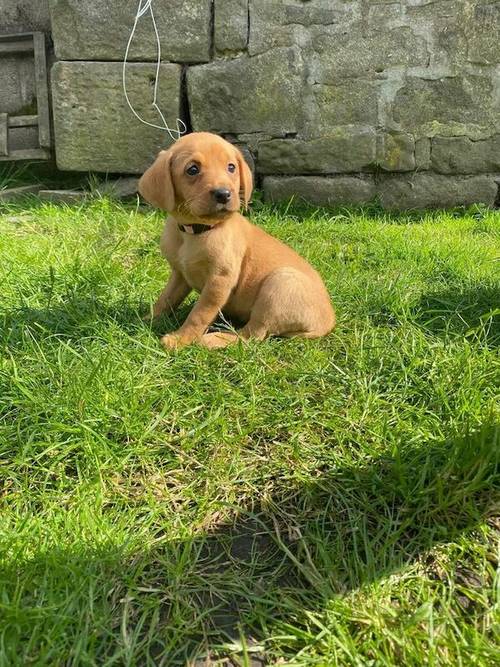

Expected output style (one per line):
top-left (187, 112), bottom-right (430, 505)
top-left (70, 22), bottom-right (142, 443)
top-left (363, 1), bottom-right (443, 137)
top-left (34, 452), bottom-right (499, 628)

top-left (138, 132), bottom-right (253, 221)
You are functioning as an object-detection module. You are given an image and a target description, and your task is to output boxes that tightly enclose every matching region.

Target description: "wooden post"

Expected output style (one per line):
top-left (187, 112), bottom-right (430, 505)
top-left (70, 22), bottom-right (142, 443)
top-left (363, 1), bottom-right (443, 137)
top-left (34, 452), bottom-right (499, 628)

top-left (33, 32), bottom-right (51, 150)
top-left (0, 114), bottom-right (8, 156)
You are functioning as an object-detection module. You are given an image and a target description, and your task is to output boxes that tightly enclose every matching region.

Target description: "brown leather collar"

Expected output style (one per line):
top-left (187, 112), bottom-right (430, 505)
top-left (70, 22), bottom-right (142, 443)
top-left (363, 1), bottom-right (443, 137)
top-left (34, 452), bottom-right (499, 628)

top-left (178, 223), bottom-right (214, 235)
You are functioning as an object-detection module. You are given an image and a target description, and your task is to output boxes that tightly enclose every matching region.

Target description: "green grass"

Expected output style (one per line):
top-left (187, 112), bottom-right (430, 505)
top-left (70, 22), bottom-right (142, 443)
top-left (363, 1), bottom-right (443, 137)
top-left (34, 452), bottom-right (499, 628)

top-left (0, 196), bottom-right (499, 666)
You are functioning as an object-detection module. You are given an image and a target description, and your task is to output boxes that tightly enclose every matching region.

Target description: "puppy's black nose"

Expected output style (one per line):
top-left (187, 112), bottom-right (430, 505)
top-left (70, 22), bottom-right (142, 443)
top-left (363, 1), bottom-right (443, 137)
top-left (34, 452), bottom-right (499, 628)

top-left (212, 188), bottom-right (231, 204)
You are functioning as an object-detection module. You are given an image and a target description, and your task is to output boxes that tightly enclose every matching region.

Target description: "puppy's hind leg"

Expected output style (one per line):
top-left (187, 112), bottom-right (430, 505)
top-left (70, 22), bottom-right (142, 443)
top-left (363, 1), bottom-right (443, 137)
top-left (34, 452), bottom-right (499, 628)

top-left (198, 267), bottom-right (334, 348)
top-left (244, 268), bottom-right (334, 340)
top-left (199, 320), bottom-right (269, 349)
top-left (198, 331), bottom-right (240, 349)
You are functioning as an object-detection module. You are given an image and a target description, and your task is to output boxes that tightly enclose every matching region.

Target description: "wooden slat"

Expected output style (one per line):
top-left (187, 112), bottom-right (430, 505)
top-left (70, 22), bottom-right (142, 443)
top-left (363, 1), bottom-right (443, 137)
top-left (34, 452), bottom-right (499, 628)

top-left (0, 32), bottom-right (36, 42)
top-left (8, 115), bottom-right (38, 128)
top-left (33, 33), bottom-right (51, 149)
top-left (0, 148), bottom-right (50, 161)
top-left (0, 114), bottom-right (8, 156)
top-left (0, 41), bottom-right (34, 55)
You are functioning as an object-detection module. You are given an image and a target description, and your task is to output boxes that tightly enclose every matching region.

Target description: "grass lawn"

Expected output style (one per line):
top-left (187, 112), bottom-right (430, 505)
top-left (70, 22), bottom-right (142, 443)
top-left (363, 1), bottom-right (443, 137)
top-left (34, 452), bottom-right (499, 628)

top-left (0, 196), bottom-right (499, 666)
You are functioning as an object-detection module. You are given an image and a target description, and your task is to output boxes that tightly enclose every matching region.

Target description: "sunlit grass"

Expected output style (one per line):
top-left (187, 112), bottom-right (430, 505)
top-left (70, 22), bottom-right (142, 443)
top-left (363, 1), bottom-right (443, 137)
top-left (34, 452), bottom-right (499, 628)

top-left (0, 197), bottom-right (499, 665)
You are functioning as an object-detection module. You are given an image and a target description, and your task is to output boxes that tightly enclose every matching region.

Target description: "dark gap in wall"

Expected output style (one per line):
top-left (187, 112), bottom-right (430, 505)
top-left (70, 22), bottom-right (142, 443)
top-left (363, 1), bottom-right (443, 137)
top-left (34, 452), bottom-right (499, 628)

top-left (169, 60), bottom-right (209, 66)
top-left (246, 0), bottom-right (251, 48)
top-left (210, 0), bottom-right (215, 60)
top-left (494, 182), bottom-right (500, 208)
top-left (180, 65), bottom-right (193, 135)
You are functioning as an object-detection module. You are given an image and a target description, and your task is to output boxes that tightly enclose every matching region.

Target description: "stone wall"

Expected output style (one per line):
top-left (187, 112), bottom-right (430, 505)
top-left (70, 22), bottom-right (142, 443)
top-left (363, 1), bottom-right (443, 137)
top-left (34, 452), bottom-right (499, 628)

top-left (3, 1), bottom-right (500, 209)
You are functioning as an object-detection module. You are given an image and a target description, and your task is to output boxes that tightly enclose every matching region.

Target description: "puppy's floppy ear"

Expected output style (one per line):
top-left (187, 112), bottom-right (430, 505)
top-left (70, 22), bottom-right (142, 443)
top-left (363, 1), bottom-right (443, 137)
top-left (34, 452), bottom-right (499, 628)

top-left (236, 149), bottom-right (253, 208)
top-left (138, 149), bottom-right (175, 211)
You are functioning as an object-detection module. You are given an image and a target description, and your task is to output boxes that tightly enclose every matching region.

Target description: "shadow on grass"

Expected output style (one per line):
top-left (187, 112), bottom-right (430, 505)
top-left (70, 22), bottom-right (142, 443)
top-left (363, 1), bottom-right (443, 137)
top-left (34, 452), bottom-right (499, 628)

top-left (414, 284), bottom-right (500, 347)
top-left (0, 296), bottom-right (196, 348)
top-left (2, 293), bottom-right (247, 349)
top-left (3, 424), bottom-right (498, 665)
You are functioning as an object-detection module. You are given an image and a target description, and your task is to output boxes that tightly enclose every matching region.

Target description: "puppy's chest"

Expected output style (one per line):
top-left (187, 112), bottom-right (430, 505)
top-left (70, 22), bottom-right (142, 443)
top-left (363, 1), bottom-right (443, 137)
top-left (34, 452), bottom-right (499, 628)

top-left (176, 242), bottom-right (213, 292)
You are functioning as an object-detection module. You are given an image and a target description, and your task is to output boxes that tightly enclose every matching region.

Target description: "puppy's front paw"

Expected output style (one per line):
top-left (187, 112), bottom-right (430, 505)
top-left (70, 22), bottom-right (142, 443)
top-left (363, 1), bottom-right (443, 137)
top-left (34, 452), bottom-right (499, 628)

top-left (160, 334), bottom-right (183, 351)
top-left (143, 307), bottom-right (163, 321)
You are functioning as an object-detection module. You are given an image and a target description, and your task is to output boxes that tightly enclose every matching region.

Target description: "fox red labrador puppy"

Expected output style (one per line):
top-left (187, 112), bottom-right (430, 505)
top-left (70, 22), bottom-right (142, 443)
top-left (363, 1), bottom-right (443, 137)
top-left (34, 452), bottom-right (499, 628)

top-left (139, 132), bottom-right (335, 349)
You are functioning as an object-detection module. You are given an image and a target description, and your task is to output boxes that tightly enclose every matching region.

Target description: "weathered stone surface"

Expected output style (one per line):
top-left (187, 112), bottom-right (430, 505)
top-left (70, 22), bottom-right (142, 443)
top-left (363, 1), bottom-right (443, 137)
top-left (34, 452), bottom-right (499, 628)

top-left (392, 75), bottom-right (499, 139)
top-left (49, 0), bottom-right (211, 63)
top-left (377, 133), bottom-right (415, 171)
top-left (248, 0), bottom-right (358, 56)
top-left (311, 27), bottom-right (428, 81)
top-left (415, 138), bottom-right (431, 170)
top-left (366, 2), bottom-right (405, 31)
top-left (377, 173), bottom-right (497, 210)
top-left (311, 80), bottom-right (379, 130)
top-left (38, 189), bottom-right (87, 203)
top-left (0, 56), bottom-right (36, 115)
top-left (406, 0), bottom-right (462, 17)
top-left (467, 1), bottom-right (500, 64)
top-left (405, 2), bottom-right (470, 69)
top-left (9, 126), bottom-right (39, 151)
top-left (52, 61), bottom-right (181, 173)
top-left (99, 177), bottom-right (139, 199)
top-left (263, 176), bottom-right (376, 206)
top-left (431, 135), bottom-right (500, 174)
top-left (188, 48), bottom-right (304, 135)
top-left (215, 0), bottom-right (248, 53)
top-left (0, 185), bottom-right (41, 201)
top-left (258, 128), bottom-right (377, 175)
top-left (0, 0), bottom-right (51, 34)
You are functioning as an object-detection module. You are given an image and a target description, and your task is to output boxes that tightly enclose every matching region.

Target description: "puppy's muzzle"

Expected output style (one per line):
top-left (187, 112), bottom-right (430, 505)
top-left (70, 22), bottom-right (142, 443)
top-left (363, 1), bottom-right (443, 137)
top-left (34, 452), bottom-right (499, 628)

top-left (212, 188), bottom-right (231, 204)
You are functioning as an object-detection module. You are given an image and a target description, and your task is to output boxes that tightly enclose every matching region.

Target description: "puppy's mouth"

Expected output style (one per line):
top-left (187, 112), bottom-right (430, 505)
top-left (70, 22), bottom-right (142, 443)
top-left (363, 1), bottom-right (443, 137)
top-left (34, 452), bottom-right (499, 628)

top-left (198, 203), bottom-right (233, 218)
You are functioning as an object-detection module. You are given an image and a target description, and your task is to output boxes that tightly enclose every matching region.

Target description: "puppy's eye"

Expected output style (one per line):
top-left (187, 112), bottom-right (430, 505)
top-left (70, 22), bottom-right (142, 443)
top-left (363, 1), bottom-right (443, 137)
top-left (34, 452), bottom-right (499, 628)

top-left (228, 163), bottom-right (236, 173)
top-left (186, 164), bottom-right (200, 176)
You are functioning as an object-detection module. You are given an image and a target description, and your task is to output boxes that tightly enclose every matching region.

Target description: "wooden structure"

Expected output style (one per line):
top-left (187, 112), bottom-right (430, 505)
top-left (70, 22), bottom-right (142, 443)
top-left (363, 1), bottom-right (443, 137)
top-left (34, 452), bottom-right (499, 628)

top-left (0, 32), bottom-right (51, 161)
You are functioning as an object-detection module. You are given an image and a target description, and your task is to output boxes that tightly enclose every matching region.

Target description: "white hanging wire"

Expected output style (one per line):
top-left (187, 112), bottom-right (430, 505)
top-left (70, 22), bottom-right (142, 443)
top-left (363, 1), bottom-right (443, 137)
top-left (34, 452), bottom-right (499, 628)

top-left (123, 0), bottom-right (186, 141)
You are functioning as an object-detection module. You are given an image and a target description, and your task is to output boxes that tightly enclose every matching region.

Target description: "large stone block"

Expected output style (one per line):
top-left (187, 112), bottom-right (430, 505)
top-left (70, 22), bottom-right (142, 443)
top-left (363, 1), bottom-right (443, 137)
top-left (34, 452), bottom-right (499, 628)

top-left (49, 0), bottom-right (211, 63)
top-left (407, 1), bottom-right (467, 69)
top-left (467, 1), bottom-right (500, 64)
top-left (188, 48), bottom-right (304, 135)
top-left (263, 176), bottom-right (376, 206)
top-left (434, 21), bottom-right (468, 69)
top-left (377, 132), bottom-right (415, 172)
top-left (415, 138), bottom-right (431, 170)
top-left (311, 79), bottom-right (379, 130)
top-left (52, 61), bottom-right (181, 173)
top-left (1, 0), bottom-right (51, 34)
top-left (377, 173), bottom-right (497, 210)
top-left (392, 75), bottom-right (499, 139)
top-left (431, 135), bottom-right (500, 174)
top-left (311, 27), bottom-right (428, 81)
top-left (215, 0), bottom-right (248, 53)
top-left (258, 128), bottom-right (377, 174)
top-left (248, 0), bottom-right (358, 56)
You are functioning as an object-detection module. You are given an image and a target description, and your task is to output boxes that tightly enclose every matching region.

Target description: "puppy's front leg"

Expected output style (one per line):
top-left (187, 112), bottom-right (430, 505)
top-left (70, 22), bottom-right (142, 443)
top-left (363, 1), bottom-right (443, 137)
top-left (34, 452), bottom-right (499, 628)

top-left (146, 270), bottom-right (191, 319)
top-left (161, 275), bottom-right (233, 350)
